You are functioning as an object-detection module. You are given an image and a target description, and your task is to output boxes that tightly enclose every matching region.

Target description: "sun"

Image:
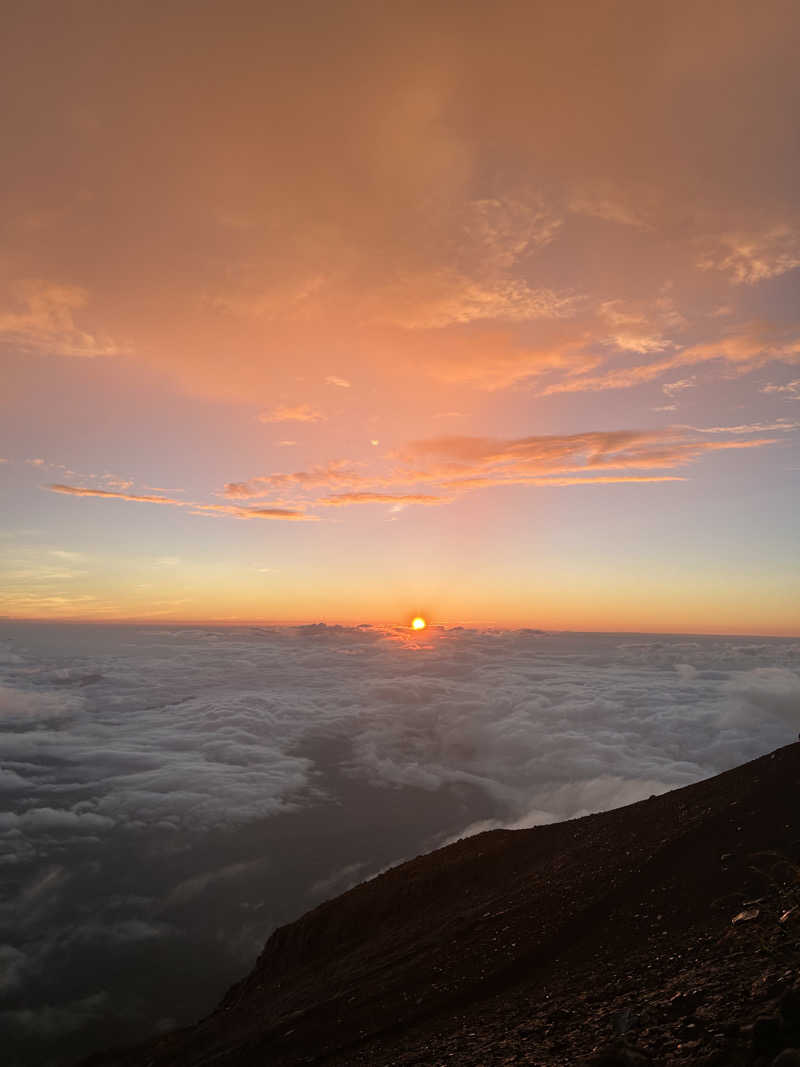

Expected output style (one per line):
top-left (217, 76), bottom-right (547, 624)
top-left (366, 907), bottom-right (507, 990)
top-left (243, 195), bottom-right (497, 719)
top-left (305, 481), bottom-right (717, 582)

top-left (411, 616), bottom-right (427, 631)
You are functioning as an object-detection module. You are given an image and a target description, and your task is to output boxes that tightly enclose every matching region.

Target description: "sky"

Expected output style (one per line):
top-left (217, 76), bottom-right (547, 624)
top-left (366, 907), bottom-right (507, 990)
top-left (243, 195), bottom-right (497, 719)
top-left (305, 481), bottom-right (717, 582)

top-left (1, 1), bottom-right (799, 633)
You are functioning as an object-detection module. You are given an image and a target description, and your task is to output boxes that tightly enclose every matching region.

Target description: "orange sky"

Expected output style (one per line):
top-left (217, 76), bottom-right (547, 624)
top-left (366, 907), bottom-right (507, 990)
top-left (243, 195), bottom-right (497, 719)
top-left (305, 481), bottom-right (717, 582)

top-left (0, 1), bottom-right (799, 633)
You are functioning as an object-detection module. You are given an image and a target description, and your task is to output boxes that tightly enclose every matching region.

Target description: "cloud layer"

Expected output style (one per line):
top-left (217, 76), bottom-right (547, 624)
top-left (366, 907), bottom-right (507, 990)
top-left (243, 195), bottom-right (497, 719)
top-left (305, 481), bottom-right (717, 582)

top-left (0, 623), bottom-right (797, 1063)
top-left (2, 2), bottom-right (800, 407)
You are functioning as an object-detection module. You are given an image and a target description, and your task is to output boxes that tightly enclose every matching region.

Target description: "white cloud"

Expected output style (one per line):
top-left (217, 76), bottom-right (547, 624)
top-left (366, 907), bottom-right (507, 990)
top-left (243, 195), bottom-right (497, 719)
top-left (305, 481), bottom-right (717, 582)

top-left (0, 684), bottom-right (80, 722)
top-left (722, 667), bottom-right (800, 727)
top-left (0, 625), bottom-right (796, 1057)
top-left (3, 627), bottom-right (794, 837)
top-left (0, 808), bottom-right (114, 833)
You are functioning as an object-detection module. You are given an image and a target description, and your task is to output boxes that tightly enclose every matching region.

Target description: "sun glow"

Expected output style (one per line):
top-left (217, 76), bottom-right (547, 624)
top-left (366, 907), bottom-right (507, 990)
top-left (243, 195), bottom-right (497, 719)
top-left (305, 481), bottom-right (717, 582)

top-left (411, 616), bottom-right (427, 630)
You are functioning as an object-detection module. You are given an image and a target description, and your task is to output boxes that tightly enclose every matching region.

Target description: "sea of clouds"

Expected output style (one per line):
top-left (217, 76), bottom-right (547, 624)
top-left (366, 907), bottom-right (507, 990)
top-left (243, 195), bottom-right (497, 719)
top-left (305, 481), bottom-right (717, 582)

top-left (0, 622), bottom-right (798, 1065)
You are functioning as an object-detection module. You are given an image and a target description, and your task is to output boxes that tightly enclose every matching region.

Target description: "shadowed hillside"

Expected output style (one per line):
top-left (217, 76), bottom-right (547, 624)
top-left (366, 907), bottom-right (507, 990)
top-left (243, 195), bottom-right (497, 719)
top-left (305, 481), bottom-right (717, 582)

top-left (83, 743), bottom-right (800, 1066)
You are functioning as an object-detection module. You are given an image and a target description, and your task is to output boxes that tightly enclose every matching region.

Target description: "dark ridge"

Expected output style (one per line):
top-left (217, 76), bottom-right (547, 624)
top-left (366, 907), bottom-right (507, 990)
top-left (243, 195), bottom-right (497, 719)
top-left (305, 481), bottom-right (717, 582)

top-left (81, 743), bottom-right (800, 1065)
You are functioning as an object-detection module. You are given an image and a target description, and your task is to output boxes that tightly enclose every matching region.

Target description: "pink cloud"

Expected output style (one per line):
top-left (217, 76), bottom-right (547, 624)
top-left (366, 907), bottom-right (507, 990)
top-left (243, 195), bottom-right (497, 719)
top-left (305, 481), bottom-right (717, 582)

top-left (2, 4), bottom-right (798, 419)
top-left (224, 461), bottom-right (366, 498)
top-left (220, 424), bottom-right (786, 514)
top-left (442, 474), bottom-right (687, 489)
top-left (258, 404), bottom-right (325, 423)
top-left (542, 323), bottom-right (800, 396)
top-left (318, 492), bottom-right (448, 506)
top-left (0, 280), bottom-right (124, 358)
top-left (45, 485), bottom-right (312, 520)
top-left (697, 227), bottom-right (800, 284)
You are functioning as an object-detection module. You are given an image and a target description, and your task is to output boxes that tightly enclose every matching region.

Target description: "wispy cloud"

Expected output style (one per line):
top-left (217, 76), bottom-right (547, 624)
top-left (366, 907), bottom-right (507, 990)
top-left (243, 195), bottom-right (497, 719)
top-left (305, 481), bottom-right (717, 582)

top-left (318, 491), bottom-right (449, 507)
top-left (662, 376), bottom-right (696, 397)
top-left (33, 416), bottom-right (791, 532)
top-left (44, 485), bottom-right (313, 521)
top-left (0, 280), bottom-right (124, 358)
top-left (761, 379), bottom-right (800, 398)
top-left (258, 404), bottom-right (325, 423)
top-left (224, 461), bottom-right (366, 499)
top-left (688, 419), bottom-right (799, 434)
top-left (543, 322), bottom-right (800, 396)
top-left (48, 485), bottom-right (183, 504)
top-left (698, 226), bottom-right (800, 284)
top-left (567, 187), bottom-right (649, 229)
top-left (599, 295), bottom-right (686, 354)
top-left (220, 424), bottom-right (786, 516)
top-left (401, 429), bottom-right (779, 486)
top-left (4, 567), bottom-right (87, 581)
top-left (373, 275), bottom-right (576, 330)
top-left (605, 331), bottom-right (673, 354)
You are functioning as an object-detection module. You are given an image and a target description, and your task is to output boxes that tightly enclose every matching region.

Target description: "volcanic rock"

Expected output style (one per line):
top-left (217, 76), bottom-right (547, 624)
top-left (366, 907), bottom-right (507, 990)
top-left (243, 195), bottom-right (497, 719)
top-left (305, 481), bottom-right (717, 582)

top-left (80, 742), bottom-right (800, 1066)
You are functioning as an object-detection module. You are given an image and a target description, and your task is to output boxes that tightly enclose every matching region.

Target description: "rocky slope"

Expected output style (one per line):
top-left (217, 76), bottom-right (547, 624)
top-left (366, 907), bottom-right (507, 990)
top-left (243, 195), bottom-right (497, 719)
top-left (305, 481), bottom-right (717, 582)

top-left (83, 742), bottom-right (800, 1066)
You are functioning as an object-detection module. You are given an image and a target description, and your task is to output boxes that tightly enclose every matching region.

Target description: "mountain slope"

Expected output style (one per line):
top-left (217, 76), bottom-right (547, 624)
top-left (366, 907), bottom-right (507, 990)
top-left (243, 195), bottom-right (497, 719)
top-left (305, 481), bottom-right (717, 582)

top-left (84, 743), bottom-right (800, 1065)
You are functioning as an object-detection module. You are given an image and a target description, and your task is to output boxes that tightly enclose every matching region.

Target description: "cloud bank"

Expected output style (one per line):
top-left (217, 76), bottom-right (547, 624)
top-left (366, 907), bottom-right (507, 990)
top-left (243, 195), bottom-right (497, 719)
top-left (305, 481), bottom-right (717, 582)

top-left (0, 623), bottom-right (797, 1064)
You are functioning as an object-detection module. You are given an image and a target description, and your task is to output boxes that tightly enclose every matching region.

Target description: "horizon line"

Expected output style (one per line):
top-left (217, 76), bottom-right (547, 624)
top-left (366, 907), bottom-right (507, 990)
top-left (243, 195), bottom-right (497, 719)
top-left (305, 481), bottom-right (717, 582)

top-left (1, 615), bottom-right (798, 639)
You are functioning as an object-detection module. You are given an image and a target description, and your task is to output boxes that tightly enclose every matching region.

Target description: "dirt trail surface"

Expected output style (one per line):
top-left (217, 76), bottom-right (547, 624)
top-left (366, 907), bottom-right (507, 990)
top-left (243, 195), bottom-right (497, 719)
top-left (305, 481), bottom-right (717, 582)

top-left (82, 743), bottom-right (800, 1066)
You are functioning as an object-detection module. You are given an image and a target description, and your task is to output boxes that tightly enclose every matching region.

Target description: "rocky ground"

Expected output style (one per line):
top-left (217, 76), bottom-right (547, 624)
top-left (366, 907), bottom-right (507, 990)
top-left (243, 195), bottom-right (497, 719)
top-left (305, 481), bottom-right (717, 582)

top-left (82, 743), bottom-right (800, 1066)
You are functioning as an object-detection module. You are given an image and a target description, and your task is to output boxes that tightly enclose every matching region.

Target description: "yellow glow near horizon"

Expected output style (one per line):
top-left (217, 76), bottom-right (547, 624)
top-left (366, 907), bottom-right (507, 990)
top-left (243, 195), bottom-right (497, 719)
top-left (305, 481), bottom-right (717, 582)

top-left (411, 616), bottom-right (427, 630)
